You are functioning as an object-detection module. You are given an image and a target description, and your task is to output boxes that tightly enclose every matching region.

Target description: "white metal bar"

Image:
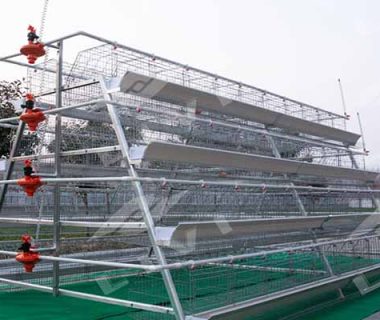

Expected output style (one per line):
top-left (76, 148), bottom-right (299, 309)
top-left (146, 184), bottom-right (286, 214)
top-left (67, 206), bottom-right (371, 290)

top-left (101, 77), bottom-right (186, 320)
top-left (0, 217), bottom-right (54, 225)
top-left (59, 289), bottom-right (174, 314)
top-left (60, 220), bottom-right (146, 229)
top-left (338, 78), bottom-right (348, 130)
top-left (1, 175), bottom-right (380, 193)
top-left (0, 277), bottom-right (53, 293)
top-left (0, 249), bottom-right (157, 271)
top-left (0, 123), bottom-right (18, 129)
top-left (0, 99), bottom-right (105, 123)
top-left (0, 217), bottom-right (146, 229)
top-left (0, 121), bottom-right (26, 212)
top-left (210, 262), bottom-right (327, 275)
top-left (0, 235), bottom-right (377, 272)
top-left (0, 277), bottom-right (173, 314)
top-left (12, 145), bottom-right (121, 161)
top-left (52, 39), bottom-right (63, 296)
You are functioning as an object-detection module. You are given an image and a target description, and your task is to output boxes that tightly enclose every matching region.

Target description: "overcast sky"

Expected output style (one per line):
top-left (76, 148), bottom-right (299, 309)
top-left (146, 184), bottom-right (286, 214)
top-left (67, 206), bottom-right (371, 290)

top-left (0, 0), bottom-right (379, 169)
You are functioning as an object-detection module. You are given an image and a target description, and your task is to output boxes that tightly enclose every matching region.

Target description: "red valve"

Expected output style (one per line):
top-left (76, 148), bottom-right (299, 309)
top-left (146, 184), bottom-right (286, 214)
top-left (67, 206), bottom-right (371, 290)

top-left (17, 160), bottom-right (42, 197)
top-left (16, 234), bottom-right (40, 272)
top-left (20, 109), bottom-right (46, 131)
top-left (17, 176), bottom-right (42, 197)
top-left (19, 93), bottom-right (46, 131)
top-left (20, 25), bottom-right (46, 64)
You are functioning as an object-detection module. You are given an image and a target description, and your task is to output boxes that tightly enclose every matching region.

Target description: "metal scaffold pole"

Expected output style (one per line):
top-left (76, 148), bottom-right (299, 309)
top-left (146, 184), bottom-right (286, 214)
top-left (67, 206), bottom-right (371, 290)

top-left (0, 122), bottom-right (26, 211)
top-left (52, 40), bottom-right (63, 296)
top-left (264, 129), bottom-right (307, 216)
top-left (100, 77), bottom-right (186, 320)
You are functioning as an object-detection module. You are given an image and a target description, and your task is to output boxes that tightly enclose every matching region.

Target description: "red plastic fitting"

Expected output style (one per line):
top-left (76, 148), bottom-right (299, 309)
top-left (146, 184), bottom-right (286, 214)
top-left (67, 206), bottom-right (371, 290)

top-left (15, 234), bottom-right (40, 272)
top-left (17, 175), bottom-right (43, 197)
top-left (16, 252), bottom-right (40, 272)
top-left (17, 160), bottom-right (42, 196)
top-left (20, 25), bottom-right (46, 64)
top-left (20, 109), bottom-right (46, 131)
top-left (19, 94), bottom-right (46, 131)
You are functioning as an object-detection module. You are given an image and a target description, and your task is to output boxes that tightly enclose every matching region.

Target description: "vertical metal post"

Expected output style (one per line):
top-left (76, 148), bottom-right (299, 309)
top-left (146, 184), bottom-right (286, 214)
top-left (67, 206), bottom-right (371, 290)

top-left (53, 40), bottom-right (63, 296)
top-left (337, 78), bottom-right (348, 131)
top-left (100, 78), bottom-right (186, 320)
top-left (367, 185), bottom-right (380, 212)
top-left (312, 230), bottom-right (344, 299)
top-left (348, 151), bottom-right (375, 210)
top-left (0, 121), bottom-right (26, 211)
top-left (264, 130), bottom-right (307, 216)
top-left (348, 151), bottom-right (359, 169)
top-left (357, 112), bottom-right (367, 170)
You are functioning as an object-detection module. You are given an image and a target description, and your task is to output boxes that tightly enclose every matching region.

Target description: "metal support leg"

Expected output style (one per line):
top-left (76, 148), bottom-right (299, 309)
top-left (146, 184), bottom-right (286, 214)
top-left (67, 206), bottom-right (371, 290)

top-left (100, 78), bottom-right (186, 320)
top-left (53, 40), bottom-right (63, 296)
top-left (264, 131), bottom-right (307, 215)
top-left (0, 121), bottom-right (26, 211)
top-left (368, 187), bottom-right (380, 212)
top-left (349, 150), bottom-right (359, 169)
top-left (311, 230), bottom-right (344, 299)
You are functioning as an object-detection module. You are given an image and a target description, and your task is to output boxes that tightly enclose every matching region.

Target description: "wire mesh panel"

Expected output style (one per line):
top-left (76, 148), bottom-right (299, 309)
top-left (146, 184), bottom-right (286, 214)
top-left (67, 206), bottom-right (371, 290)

top-left (0, 33), bottom-right (380, 320)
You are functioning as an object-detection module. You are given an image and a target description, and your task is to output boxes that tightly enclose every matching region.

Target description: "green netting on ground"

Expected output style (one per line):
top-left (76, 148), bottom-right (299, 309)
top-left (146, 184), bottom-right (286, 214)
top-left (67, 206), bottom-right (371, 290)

top-left (0, 290), bottom-right (171, 320)
top-left (0, 254), bottom-right (379, 320)
top-left (61, 252), bottom-right (333, 314)
top-left (2, 283), bottom-right (380, 320)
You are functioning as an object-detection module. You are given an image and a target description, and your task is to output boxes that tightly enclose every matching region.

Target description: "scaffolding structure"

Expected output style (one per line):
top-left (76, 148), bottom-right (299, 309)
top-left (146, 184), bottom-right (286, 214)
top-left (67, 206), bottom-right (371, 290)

top-left (0, 32), bottom-right (380, 320)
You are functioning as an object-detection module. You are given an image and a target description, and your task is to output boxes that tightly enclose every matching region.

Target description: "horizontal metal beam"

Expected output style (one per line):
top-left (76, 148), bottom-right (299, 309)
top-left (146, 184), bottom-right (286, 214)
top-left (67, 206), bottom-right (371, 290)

top-left (0, 249), bottom-right (156, 271)
top-left (0, 277), bottom-right (54, 293)
top-left (0, 123), bottom-right (18, 129)
top-left (36, 79), bottom-right (99, 98)
top-left (12, 145), bottom-right (121, 162)
top-left (0, 217), bottom-right (146, 229)
top-left (1, 174), bottom-right (380, 193)
top-left (0, 277), bottom-right (173, 314)
top-left (211, 262), bottom-right (327, 275)
top-left (0, 99), bottom-right (105, 123)
top-left (59, 289), bottom-right (174, 314)
top-left (0, 234), bottom-right (377, 273)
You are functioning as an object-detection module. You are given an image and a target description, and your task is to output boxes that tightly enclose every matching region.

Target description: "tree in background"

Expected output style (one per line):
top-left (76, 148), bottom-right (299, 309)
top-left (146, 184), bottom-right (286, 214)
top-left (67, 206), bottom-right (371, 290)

top-left (0, 80), bottom-right (41, 158)
top-left (0, 80), bottom-right (23, 157)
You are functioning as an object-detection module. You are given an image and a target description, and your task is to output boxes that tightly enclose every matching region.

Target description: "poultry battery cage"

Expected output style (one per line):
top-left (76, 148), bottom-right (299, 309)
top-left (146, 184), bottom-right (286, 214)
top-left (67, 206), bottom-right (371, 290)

top-left (0, 32), bottom-right (380, 320)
